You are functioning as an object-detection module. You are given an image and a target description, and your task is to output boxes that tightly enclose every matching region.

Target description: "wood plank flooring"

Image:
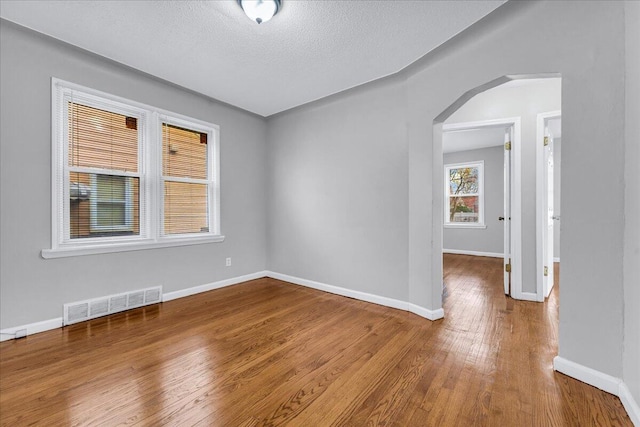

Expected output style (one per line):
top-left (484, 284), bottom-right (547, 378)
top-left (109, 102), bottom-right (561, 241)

top-left (0, 254), bottom-right (632, 426)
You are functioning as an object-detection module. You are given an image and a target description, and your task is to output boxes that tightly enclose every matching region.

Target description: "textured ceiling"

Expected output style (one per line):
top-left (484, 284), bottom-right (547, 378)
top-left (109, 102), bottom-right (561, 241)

top-left (0, 0), bottom-right (506, 116)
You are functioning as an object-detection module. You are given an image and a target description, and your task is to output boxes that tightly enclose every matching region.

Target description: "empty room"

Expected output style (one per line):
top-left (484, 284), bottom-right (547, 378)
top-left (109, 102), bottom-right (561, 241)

top-left (0, 1), bottom-right (638, 425)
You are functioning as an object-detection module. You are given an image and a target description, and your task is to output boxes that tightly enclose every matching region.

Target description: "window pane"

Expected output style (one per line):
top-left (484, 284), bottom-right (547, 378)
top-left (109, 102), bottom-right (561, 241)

top-left (96, 175), bottom-right (126, 201)
top-left (68, 103), bottom-right (138, 172)
top-left (449, 195), bottom-right (479, 223)
top-left (164, 181), bottom-right (208, 235)
top-left (69, 172), bottom-right (139, 239)
top-left (449, 167), bottom-right (478, 195)
top-left (162, 124), bottom-right (207, 180)
top-left (96, 202), bottom-right (125, 227)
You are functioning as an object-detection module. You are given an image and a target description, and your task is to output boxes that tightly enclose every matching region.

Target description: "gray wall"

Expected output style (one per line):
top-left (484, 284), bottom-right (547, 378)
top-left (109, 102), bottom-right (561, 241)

top-left (409, 0), bottom-right (626, 379)
top-left (553, 138), bottom-right (561, 260)
top-left (266, 77), bottom-right (409, 301)
top-left (0, 21), bottom-right (268, 328)
top-left (623, 0), bottom-right (640, 408)
top-left (445, 79), bottom-right (561, 293)
top-left (443, 146), bottom-right (504, 254)
top-left (269, 1), bottom-right (629, 382)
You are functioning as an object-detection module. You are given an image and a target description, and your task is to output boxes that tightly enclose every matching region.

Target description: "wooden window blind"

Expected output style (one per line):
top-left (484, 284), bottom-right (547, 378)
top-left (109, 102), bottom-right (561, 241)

top-left (49, 79), bottom-right (221, 256)
top-left (68, 102), bottom-right (140, 238)
top-left (162, 123), bottom-right (209, 235)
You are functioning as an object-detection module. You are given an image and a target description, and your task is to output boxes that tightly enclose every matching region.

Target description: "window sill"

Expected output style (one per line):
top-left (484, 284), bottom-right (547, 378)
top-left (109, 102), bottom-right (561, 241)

top-left (444, 224), bottom-right (487, 229)
top-left (41, 235), bottom-right (225, 259)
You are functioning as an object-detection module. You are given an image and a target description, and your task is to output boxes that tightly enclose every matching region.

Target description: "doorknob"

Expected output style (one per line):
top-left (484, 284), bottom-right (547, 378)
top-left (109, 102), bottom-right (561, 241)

top-left (499, 217), bottom-right (504, 221)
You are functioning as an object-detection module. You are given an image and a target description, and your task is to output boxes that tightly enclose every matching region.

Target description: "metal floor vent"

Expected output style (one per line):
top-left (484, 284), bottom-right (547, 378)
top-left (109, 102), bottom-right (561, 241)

top-left (63, 286), bottom-right (162, 326)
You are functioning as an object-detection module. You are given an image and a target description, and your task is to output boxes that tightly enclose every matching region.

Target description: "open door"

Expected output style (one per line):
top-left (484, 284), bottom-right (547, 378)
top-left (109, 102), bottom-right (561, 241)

top-left (537, 111), bottom-right (561, 300)
top-left (543, 126), bottom-right (555, 297)
top-left (503, 127), bottom-right (512, 295)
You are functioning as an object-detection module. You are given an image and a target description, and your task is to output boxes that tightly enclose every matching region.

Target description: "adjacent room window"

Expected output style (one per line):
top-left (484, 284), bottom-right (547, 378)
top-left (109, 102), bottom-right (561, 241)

top-left (45, 79), bottom-right (222, 258)
top-left (444, 161), bottom-right (484, 227)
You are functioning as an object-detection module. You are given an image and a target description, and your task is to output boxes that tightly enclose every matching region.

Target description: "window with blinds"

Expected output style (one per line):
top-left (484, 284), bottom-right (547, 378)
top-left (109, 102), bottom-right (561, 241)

top-left (46, 79), bottom-right (222, 257)
top-left (162, 123), bottom-right (210, 235)
top-left (67, 103), bottom-right (140, 238)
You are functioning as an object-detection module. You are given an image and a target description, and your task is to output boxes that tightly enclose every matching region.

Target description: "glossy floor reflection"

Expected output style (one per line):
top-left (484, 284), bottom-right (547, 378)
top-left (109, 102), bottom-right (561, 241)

top-left (0, 256), bottom-right (632, 426)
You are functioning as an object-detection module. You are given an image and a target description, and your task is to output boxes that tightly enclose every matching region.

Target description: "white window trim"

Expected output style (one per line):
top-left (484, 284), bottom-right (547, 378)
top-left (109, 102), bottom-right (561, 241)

top-left (43, 78), bottom-right (224, 259)
top-left (444, 160), bottom-right (486, 229)
top-left (159, 114), bottom-right (220, 238)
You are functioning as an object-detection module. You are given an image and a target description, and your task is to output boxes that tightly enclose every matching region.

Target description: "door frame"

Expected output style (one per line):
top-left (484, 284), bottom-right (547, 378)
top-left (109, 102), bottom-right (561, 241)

top-left (536, 110), bottom-right (561, 301)
top-left (441, 117), bottom-right (524, 299)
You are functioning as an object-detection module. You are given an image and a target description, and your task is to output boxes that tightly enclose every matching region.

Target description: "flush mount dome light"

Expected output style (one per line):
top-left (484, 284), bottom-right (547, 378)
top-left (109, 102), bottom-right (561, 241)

top-left (238, 0), bottom-right (281, 24)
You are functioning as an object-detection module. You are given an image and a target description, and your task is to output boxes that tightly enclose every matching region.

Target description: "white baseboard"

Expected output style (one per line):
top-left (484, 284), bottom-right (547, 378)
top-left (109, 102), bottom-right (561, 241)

top-left (620, 382), bottom-right (640, 426)
top-left (0, 270), bottom-right (446, 343)
top-left (553, 356), bottom-right (621, 395)
top-left (0, 317), bottom-right (63, 342)
top-left (407, 303), bottom-right (445, 321)
top-left (162, 271), bottom-right (268, 302)
top-left (554, 356), bottom-right (639, 425)
top-left (0, 271), bottom-right (269, 342)
top-left (266, 271), bottom-right (444, 321)
top-left (554, 257), bottom-right (560, 263)
top-left (517, 291), bottom-right (541, 302)
top-left (443, 249), bottom-right (503, 258)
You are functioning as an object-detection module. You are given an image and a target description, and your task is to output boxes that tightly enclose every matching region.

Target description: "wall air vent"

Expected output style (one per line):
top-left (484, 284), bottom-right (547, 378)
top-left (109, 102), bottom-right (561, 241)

top-left (63, 286), bottom-right (162, 326)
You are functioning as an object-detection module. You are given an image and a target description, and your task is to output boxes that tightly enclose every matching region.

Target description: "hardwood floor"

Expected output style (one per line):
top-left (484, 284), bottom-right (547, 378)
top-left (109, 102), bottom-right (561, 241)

top-left (0, 255), bottom-right (631, 426)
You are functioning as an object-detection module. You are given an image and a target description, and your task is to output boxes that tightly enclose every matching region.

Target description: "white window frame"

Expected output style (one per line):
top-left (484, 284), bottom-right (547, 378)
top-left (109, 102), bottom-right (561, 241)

top-left (444, 161), bottom-right (486, 229)
top-left (159, 114), bottom-right (220, 238)
top-left (43, 78), bottom-right (223, 259)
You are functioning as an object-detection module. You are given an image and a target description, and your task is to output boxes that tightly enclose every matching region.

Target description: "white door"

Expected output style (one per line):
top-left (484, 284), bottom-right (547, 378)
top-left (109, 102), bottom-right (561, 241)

top-left (543, 128), bottom-right (555, 296)
top-left (503, 127), bottom-right (512, 295)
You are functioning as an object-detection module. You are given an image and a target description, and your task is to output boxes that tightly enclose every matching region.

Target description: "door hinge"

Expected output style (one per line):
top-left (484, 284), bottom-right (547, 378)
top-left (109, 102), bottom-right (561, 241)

top-left (505, 263), bottom-right (511, 273)
top-left (544, 136), bottom-right (549, 146)
top-left (505, 141), bottom-right (512, 151)
top-left (544, 266), bottom-right (549, 276)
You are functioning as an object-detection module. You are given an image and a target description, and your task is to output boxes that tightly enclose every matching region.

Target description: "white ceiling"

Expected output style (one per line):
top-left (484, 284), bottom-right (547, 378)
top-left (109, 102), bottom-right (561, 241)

top-left (0, 0), bottom-right (506, 116)
top-left (443, 127), bottom-right (505, 154)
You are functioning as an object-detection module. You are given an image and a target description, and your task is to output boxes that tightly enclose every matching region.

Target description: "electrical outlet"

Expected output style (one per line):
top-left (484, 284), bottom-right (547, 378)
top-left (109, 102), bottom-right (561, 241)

top-left (15, 329), bottom-right (27, 339)
top-left (226, 257), bottom-right (232, 267)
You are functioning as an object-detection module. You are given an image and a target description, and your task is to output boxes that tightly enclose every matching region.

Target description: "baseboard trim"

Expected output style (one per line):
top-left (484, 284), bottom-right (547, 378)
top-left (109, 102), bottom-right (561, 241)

top-left (442, 249), bottom-right (503, 258)
top-left (162, 271), bottom-right (268, 302)
top-left (553, 356), bottom-right (621, 395)
top-left (620, 382), bottom-right (640, 426)
top-left (554, 356), bottom-right (639, 424)
top-left (554, 257), bottom-right (560, 263)
top-left (0, 317), bottom-right (63, 342)
top-left (517, 291), bottom-right (541, 302)
top-left (0, 271), bottom-right (269, 342)
top-left (266, 271), bottom-right (444, 321)
top-left (407, 303), bottom-right (445, 321)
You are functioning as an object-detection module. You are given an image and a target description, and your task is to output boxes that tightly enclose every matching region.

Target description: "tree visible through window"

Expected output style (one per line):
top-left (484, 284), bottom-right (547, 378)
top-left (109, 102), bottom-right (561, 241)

top-left (445, 161), bottom-right (484, 225)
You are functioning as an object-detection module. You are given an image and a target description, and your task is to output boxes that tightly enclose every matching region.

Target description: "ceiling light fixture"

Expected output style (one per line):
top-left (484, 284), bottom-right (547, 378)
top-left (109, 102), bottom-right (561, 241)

top-left (238, 0), bottom-right (281, 24)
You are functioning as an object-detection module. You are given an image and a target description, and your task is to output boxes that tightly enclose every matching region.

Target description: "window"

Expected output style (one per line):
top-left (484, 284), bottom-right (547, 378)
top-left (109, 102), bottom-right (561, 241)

top-left (161, 121), bottom-right (211, 235)
top-left (90, 174), bottom-right (135, 235)
top-left (44, 79), bottom-right (222, 258)
top-left (444, 161), bottom-right (485, 228)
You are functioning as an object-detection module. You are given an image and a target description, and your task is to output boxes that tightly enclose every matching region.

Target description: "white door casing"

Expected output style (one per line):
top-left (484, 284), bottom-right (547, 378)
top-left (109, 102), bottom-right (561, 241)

top-left (504, 127), bottom-right (512, 295)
